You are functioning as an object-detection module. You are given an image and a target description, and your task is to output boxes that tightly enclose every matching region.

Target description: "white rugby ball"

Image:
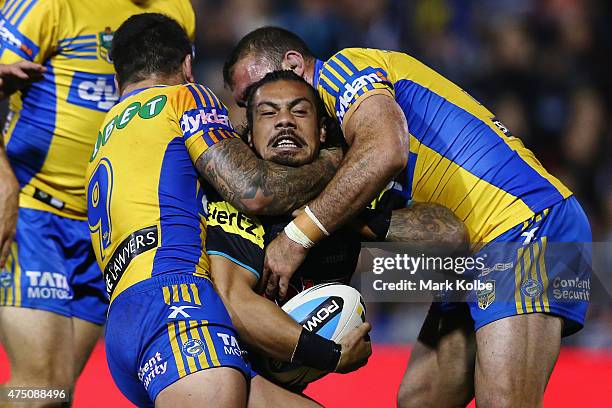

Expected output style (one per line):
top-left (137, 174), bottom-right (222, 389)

top-left (257, 283), bottom-right (366, 388)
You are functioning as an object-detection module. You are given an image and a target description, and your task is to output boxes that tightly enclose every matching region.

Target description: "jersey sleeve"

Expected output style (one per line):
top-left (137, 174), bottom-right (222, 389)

top-left (0, 0), bottom-right (58, 64)
top-left (172, 83), bottom-right (240, 164)
top-left (317, 48), bottom-right (395, 131)
top-left (205, 200), bottom-right (265, 279)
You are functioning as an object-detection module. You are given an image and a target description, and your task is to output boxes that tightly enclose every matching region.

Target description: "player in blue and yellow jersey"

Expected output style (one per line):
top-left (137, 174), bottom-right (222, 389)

top-left (0, 0), bottom-right (195, 397)
top-left (224, 27), bottom-right (592, 407)
top-left (91, 14), bottom-right (342, 407)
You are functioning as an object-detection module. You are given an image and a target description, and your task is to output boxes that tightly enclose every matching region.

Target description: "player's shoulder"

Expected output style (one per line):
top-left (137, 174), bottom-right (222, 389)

top-left (167, 83), bottom-right (225, 109)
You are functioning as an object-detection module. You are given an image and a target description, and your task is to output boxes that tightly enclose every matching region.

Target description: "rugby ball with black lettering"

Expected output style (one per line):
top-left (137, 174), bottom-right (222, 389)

top-left (257, 283), bottom-right (366, 388)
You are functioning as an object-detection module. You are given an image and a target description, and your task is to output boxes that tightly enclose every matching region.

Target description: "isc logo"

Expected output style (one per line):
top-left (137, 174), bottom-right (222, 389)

top-left (67, 72), bottom-right (118, 112)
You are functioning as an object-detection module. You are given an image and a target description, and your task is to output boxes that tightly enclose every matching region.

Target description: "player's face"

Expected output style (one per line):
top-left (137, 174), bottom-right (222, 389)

top-left (231, 55), bottom-right (276, 108)
top-left (250, 80), bottom-right (325, 167)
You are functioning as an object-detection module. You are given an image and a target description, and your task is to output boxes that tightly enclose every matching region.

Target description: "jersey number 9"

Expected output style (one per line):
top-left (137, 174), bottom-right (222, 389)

top-left (88, 159), bottom-right (114, 260)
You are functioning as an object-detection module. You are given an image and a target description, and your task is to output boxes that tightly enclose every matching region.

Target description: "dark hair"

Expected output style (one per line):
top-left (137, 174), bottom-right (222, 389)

top-left (223, 26), bottom-right (314, 89)
top-left (111, 13), bottom-right (192, 88)
top-left (242, 70), bottom-right (343, 149)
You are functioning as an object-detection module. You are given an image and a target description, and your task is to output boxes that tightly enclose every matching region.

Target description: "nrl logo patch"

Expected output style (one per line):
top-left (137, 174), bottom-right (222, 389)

top-left (477, 280), bottom-right (495, 310)
top-left (98, 27), bottom-right (114, 63)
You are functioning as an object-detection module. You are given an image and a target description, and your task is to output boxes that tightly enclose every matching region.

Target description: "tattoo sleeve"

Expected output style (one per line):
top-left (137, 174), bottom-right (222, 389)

top-left (386, 203), bottom-right (469, 253)
top-left (196, 138), bottom-right (341, 215)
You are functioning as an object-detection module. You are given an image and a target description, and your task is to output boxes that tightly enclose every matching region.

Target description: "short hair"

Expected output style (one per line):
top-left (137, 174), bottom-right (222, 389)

top-left (243, 70), bottom-right (343, 149)
top-left (223, 26), bottom-right (314, 89)
top-left (111, 13), bottom-right (192, 88)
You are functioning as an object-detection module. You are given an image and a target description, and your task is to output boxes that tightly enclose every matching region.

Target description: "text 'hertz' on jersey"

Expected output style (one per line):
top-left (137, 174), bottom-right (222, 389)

top-left (0, 0), bottom-right (195, 219)
top-left (314, 48), bottom-right (572, 244)
top-left (86, 84), bottom-right (238, 303)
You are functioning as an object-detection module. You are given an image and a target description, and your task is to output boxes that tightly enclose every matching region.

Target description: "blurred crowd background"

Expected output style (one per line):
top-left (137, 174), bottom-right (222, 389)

top-left (189, 0), bottom-right (612, 348)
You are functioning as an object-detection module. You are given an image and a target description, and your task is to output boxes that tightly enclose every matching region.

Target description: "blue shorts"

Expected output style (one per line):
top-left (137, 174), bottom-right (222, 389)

top-left (438, 196), bottom-right (591, 336)
top-left (105, 274), bottom-right (251, 407)
top-left (0, 207), bottom-right (107, 324)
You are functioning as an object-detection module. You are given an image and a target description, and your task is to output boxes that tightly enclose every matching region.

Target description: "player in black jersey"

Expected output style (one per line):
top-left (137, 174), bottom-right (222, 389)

top-left (205, 70), bottom-right (468, 405)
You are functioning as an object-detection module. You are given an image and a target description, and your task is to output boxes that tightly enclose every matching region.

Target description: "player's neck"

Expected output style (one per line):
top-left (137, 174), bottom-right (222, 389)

top-left (121, 73), bottom-right (184, 96)
top-left (303, 59), bottom-right (316, 86)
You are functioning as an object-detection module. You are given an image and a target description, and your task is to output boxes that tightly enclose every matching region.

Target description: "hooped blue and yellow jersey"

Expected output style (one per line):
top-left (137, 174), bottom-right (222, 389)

top-left (314, 48), bottom-right (572, 244)
top-left (86, 84), bottom-right (238, 303)
top-left (0, 0), bottom-right (195, 219)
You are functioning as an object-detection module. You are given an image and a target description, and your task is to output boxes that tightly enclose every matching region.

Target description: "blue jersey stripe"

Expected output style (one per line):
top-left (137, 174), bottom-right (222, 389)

top-left (58, 34), bottom-right (96, 44)
top-left (197, 84), bottom-right (220, 107)
top-left (394, 79), bottom-right (564, 211)
top-left (1, 0), bottom-right (18, 15)
top-left (151, 137), bottom-right (202, 276)
top-left (13, 0), bottom-right (36, 27)
top-left (318, 78), bottom-right (337, 97)
top-left (60, 42), bottom-right (97, 50)
top-left (63, 55), bottom-right (98, 60)
top-left (334, 53), bottom-right (359, 73)
top-left (195, 84), bottom-right (212, 107)
top-left (320, 66), bottom-right (345, 89)
top-left (6, 62), bottom-right (56, 187)
top-left (326, 59), bottom-right (352, 81)
top-left (4, 0), bottom-right (24, 21)
top-left (186, 84), bottom-right (204, 108)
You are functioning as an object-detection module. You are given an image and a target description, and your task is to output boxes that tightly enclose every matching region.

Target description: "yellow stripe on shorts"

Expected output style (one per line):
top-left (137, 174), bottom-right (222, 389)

top-left (538, 237), bottom-right (551, 312)
top-left (180, 284), bottom-right (191, 303)
top-left (514, 247), bottom-right (525, 314)
top-left (188, 320), bottom-right (210, 370)
top-left (178, 320), bottom-right (197, 374)
top-left (201, 321), bottom-right (220, 367)
top-left (167, 322), bottom-right (187, 378)
top-left (189, 283), bottom-right (201, 305)
top-left (523, 246), bottom-right (534, 313)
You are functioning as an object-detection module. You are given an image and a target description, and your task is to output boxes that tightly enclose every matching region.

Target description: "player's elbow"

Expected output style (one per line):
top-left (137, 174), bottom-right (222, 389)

top-left (380, 142), bottom-right (408, 176)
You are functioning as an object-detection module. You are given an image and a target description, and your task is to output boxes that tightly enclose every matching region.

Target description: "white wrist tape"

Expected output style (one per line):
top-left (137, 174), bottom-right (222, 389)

top-left (305, 206), bottom-right (330, 236)
top-left (284, 221), bottom-right (315, 249)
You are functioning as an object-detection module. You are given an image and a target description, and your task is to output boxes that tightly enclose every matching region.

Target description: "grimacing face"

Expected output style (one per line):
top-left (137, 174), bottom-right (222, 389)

top-left (250, 80), bottom-right (326, 167)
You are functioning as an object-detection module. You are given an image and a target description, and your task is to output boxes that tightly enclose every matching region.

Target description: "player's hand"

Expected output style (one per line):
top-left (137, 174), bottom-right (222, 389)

top-left (0, 62), bottom-right (46, 99)
top-left (263, 231), bottom-right (309, 300)
top-left (335, 322), bottom-right (372, 374)
top-left (0, 169), bottom-right (19, 268)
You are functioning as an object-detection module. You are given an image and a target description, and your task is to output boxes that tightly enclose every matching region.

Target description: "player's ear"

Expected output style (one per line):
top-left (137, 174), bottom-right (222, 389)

top-left (182, 54), bottom-right (194, 83)
top-left (281, 51), bottom-right (305, 77)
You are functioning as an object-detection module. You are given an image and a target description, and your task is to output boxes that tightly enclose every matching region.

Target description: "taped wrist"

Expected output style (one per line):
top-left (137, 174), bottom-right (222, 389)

top-left (292, 329), bottom-right (342, 372)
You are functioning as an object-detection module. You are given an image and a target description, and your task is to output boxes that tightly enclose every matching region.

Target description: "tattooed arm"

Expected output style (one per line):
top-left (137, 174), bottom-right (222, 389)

top-left (196, 138), bottom-right (341, 215)
top-left (385, 203), bottom-right (469, 253)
